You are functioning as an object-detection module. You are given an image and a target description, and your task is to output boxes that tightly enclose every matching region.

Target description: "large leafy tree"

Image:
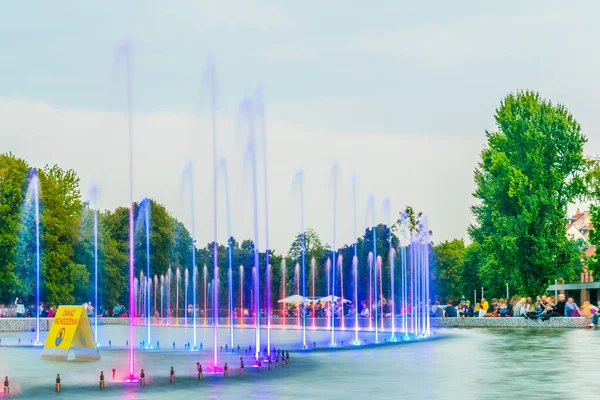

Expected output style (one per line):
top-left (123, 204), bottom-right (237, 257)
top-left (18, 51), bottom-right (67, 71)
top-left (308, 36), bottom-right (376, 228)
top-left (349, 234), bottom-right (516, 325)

top-left (0, 153), bottom-right (29, 302)
top-left (585, 158), bottom-right (600, 278)
top-left (432, 239), bottom-right (467, 302)
top-left (470, 91), bottom-right (587, 296)
top-left (40, 165), bottom-right (85, 305)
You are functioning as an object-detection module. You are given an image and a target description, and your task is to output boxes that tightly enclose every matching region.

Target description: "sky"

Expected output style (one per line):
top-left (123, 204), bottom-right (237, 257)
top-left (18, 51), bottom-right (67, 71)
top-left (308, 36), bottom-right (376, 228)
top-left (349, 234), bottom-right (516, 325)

top-left (1, 1), bottom-right (600, 253)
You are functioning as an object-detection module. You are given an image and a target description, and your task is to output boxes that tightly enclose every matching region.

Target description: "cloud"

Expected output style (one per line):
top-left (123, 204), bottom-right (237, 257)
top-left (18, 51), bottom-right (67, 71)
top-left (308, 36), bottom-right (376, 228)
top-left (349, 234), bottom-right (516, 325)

top-left (0, 98), bottom-right (485, 253)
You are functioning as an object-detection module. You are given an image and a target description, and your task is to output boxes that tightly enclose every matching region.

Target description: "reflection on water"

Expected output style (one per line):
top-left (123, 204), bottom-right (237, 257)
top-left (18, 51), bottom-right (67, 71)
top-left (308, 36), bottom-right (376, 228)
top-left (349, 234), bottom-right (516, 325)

top-left (0, 326), bottom-right (598, 399)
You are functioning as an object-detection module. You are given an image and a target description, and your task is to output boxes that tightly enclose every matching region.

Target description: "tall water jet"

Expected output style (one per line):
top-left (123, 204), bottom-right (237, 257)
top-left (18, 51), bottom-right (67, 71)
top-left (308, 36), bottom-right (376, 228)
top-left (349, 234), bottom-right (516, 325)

top-left (89, 184), bottom-right (99, 344)
top-left (311, 257), bottom-right (316, 330)
top-left (112, 40), bottom-right (136, 379)
top-left (326, 259), bottom-right (331, 329)
top-left (193, 266), bottom-right (198, 340)
top-left (418, 217), bottom-right (431, 335)
top-left (352, 256), bottom-right (359, 344)
top-left (24, 170), bottom-right (42, 345)
top-left (160, 275), bottom-right (164, 324)
top-left (167, 266), bottom-right (172, 326)
top-left (398, 212), bottom-right (409, 337)
top-left (154, 275), bottom-right (158, 324)
top-left (369, 194), bottom-right (379, 343)
top-left (281, 259), bottom-right (286, 329)
top-left (183, 162), bottom-right (198, 347)
top-left (295, 263), bottom-right (300, 329)
top-left (218, 157), bottom-right (234, 351)
top-left (330, 162), bottom-right (339, 346)
top-left (140, 198), bottom-right (152, 346)
top-left (239, 97), bottom-right (261, 358)
top-left (254, 87), bottom-right (271, 355)
top-left (292, 170), bottom-right (306, 347)
top-left (338, 254), bottom-right (344, 330)
top-left (377, 256), bottom-right (384, 331)
top-left (203, 57), bottom-right (219, 367)
top-left (203, 264), bottom-right (208, 327)
top-left (368, 252), bottom-right (373, 331)
top-left (389, 248), bottom-right (396, 340)
top-left (383, 198), bottom-right (395, 340)
top-left (176, 267), bottom-right (181, 326)
top-left (350, 175), bottom-right (359, 342)
top-left (184, 268), bottom-right (189, 326)
top-left (239, 265), bottom-right (244, 327)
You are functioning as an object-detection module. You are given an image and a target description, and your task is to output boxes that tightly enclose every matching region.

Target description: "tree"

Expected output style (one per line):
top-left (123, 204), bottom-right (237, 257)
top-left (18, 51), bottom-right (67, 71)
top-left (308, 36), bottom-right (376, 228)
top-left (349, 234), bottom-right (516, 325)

top-left (40, 165), bottom-right (85, 305)
top-left (287, 228), bottom-right (327, 263)
top-left (432, 239), bottom-right (467, 302)
top-left (470, 91), bottom-right (587, 297)
top-left (585, 157), bottom-right (600, 278)
top-left (0, 153), bottom-right (30, 302)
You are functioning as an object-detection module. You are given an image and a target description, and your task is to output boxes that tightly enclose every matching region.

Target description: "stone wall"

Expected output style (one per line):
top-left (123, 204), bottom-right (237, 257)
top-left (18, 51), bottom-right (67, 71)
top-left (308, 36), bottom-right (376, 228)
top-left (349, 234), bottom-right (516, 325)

top-left (0, 316), bottom-right (591, 332)
top-left (431, 316), bottom-right (588, 328)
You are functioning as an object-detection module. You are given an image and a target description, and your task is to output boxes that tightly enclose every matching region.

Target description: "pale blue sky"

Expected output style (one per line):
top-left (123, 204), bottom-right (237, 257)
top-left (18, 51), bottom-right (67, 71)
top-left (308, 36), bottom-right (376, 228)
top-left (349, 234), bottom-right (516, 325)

top-left (1, 1), bottom-right (599, 250)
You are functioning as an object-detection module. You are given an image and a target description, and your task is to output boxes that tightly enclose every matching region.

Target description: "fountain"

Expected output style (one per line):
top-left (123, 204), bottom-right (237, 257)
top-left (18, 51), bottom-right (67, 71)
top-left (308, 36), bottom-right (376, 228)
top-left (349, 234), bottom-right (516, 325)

top-left (352, 256), bottom-right (359, 344)
top-left (239, 265), bottom-right (244, 326)
top-left (182, 162), bottom-right (197, 346)
top-left (330, 162), bottom-right (339, 346)
top-left (369, 194), bottom-right (379, 343)
top-left (203, 264), bottom-right (208, 327)
top-left (21, 169), bottom-right (42, 345)
top-left (338, 253), bottom-right (344, 330)
top-left (295, 263), bottom-right (300, 329)
top-left (238, 96), bottom-right (261, 359)
top-left (184, 268), bottom-right (189, 326)
top-left (254, 86), bottom-right (272, 356)
top-left (311, 257), bottom-right (316, 330)
top-left (89, 184), bottom-right (99, 344)
top-left (218, 157), bottom-right (234, 351)
top-left (281, 259), bottom-right (286, 328)
top-left (292, 170), bottom-right (307, 347)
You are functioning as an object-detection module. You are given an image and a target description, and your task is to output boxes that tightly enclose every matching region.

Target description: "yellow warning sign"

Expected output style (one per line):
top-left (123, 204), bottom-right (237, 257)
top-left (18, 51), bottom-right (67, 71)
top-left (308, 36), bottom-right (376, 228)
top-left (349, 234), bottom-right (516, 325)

top-left (41, 306), bottom-right (100, 361)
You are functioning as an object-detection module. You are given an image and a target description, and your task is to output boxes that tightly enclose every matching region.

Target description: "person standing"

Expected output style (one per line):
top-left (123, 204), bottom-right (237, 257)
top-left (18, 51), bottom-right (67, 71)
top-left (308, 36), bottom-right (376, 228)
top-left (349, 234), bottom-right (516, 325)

top-left (556, 294), bottom-right (566, 317)
top-left (15, 298), bottom-right (24, 318)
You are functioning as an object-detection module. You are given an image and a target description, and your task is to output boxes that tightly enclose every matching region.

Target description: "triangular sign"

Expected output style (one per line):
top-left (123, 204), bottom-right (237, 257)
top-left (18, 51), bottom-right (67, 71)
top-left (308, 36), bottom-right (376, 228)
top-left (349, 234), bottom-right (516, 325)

top-left (41, 305), bottom-right (100, 361)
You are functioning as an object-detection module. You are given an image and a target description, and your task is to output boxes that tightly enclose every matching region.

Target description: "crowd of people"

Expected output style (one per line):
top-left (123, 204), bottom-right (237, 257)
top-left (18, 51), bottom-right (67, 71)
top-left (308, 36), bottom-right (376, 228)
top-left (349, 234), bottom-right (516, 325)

top-left (5, 293), bottom-right (600, 329)
top-left (434, 294), bottom-right (600, 326)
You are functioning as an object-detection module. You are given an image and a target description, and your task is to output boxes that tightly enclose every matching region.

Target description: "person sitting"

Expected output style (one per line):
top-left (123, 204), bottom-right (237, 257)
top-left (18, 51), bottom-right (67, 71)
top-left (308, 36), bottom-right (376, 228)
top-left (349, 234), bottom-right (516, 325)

top-left (431, 301), bottom-right (443, 317)
top-left (564, 297), bottom-right (580, 317)
top-left (581, 301), bottom-right (599, 326)
top-left (444, 302), bottom-right (457, 317)
top-left (505, 298), bottom-right (514, 316)
top-left (590, 301), bottom-right (600, 328)
top-left (347, 303), bottom-right (356, 318)
top-left (484, 299), bottom-right (499, 317)
top-left (478, 298), bottom-right (489, 317)
top-left (460, 300), bottom-right (473, 318)
top-left (359, 301), bottom-right (370, 318)
top-left (539, 298), bottom-right (558, 321)
top-left (498, 300), bottom-right (511, 317)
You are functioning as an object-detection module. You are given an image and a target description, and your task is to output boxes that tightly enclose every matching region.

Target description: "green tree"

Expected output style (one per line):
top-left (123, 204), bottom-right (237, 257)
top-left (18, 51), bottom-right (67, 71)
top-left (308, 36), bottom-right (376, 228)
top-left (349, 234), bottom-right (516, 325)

top-left (0, 153), bottom-right (30, 302)
top-left (470, 91), bottom-right (587, 297)
top-left (40, 165), bottom-right (86, 305)
top-left (432, 239), bottom-right (467, 302)
top-left (585, 157), bottom-right (600, 278)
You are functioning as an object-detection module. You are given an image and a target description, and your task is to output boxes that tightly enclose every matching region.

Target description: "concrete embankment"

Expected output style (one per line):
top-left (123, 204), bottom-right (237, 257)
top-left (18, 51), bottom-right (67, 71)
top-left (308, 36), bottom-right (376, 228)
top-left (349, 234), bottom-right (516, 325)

top-left (0, 316), bottom-right (591, 332)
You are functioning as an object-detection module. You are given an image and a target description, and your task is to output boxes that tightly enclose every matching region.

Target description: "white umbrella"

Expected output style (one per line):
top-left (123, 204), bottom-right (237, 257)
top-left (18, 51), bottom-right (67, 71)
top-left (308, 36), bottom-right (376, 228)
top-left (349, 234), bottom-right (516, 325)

top-left (318, 295), bottom-right (351, 304)
top-left (277, 294), bottom-right (310, 304)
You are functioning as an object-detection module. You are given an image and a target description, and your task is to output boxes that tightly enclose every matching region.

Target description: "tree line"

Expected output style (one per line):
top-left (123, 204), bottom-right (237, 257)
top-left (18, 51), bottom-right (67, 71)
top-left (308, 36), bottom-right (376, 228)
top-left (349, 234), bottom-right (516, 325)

top-left (0, 151), bottom-right (430, 311)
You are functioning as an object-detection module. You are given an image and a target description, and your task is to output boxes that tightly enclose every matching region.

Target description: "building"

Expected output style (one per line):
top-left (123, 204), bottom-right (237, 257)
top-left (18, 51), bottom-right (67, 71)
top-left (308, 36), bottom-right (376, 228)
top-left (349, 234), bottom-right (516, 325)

top-left (548, 210), bottom-right (597, 305)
